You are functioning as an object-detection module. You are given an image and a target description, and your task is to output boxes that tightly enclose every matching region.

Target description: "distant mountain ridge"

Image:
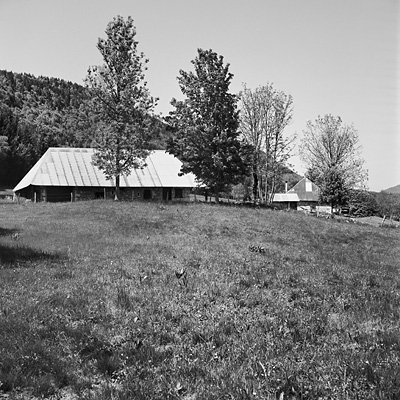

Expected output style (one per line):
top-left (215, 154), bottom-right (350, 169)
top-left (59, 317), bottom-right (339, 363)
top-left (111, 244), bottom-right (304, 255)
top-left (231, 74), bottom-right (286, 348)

top-left (382, 184), bottom-right (400, 194)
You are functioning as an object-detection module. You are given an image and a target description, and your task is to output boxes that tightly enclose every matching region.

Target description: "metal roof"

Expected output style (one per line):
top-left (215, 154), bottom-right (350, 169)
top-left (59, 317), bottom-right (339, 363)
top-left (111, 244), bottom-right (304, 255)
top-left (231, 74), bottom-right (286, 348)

top-left (13, 148), bottom-right (197, 192)
top-left (288, 177), bottom-right (320, 201)
top-left (271, 193), bottom-right (300, 202)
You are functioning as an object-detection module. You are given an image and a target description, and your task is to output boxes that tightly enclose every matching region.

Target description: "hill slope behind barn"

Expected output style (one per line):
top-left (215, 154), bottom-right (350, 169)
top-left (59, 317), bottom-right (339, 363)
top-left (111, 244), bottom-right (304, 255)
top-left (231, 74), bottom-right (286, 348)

top-left (382, 183), bottom-right (400, 194)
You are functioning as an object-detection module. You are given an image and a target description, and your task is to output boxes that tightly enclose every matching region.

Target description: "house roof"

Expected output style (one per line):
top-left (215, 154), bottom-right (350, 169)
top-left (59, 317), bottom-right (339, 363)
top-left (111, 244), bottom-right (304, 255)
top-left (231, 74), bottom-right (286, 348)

top-left (288, 177), bottom-right (320, 202)
top-left (13, 148), bottom-right (197, 192)
top-left (271, 193), bottom-right (300, 202)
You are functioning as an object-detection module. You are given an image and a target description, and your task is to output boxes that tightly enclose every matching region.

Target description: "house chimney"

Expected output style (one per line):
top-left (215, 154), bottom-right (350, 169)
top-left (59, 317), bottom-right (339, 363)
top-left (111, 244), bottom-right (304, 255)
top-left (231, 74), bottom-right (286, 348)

top-left (285, 181), bottom-right (288, 193)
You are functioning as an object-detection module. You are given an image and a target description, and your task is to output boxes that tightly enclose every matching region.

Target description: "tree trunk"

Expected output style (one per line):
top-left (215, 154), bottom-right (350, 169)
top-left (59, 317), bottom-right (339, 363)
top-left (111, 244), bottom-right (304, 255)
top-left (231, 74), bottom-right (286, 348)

top-left (115, 174), bottom-right (120, 201)
top-left (253, 172), bottom-right (258, 201)
top-left (258, 173), bottom-right (263, 203)
top-left (264, 137), bottom-right (269, 204)
top-left (270, 176), bottom-right (276, 205)
top-left (264, 174), bottom-right (269, 204)
top-left (214, 188), bottom-right (220, 204)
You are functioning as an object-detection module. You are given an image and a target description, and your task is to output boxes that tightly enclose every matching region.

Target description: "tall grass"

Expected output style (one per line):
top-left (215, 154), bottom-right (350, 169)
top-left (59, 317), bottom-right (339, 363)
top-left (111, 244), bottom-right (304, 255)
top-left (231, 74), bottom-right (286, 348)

top-left (0, 200), bottom-right (399, 399)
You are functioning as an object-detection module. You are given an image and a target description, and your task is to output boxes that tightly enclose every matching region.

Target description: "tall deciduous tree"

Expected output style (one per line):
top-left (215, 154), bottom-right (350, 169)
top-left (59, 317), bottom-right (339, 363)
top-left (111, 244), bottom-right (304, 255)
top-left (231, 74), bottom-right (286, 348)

top-left (239, 83), bottom-right (294, 203)
top-left (85, 16), bottom-right (156, 200)
top-left (300, 114), bottom-right (367, 209)
top-left (167, 49), bottom-right (250, 202)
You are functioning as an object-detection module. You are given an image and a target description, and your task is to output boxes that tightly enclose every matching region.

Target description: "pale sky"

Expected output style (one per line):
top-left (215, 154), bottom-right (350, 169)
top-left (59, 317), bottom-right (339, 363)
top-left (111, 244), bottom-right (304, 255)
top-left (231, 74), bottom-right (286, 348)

top-left (0, 0), bottom-right (399, 191)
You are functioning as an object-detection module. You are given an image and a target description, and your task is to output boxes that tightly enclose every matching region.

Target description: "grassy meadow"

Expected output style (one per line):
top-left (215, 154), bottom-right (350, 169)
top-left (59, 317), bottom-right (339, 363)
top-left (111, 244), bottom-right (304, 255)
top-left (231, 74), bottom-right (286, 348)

top-left (0, 200), bottom-right (399, 399)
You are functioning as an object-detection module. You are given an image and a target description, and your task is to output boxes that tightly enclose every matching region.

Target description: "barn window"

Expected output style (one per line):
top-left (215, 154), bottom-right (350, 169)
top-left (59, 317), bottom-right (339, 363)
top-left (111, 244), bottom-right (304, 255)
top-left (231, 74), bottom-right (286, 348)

top-left (175, 188), bottom-right (183, 199)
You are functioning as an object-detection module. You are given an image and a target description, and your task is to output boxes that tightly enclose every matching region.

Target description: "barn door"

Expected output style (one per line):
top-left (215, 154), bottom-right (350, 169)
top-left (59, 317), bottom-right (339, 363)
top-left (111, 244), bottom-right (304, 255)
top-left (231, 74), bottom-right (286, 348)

top-left (162, 188), bottom-right (172, 201)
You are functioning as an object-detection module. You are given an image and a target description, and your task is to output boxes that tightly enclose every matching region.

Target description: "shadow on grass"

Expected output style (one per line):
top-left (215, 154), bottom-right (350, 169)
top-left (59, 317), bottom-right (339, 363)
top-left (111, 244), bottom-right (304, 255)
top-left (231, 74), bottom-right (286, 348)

top-left (0, 227), bottom-right (19, 237)
top-left (1, 226), bottom-right (66, 267)
top-left (0, 243), bottom-right (65, 268)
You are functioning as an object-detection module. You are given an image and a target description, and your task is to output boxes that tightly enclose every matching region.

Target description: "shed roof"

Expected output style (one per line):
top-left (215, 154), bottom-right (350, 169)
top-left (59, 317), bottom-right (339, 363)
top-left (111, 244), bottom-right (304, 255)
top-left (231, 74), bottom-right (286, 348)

top-left (271, 193), bottom-right (300, 202)
top-left (13, 148), bottom-right (197, 192)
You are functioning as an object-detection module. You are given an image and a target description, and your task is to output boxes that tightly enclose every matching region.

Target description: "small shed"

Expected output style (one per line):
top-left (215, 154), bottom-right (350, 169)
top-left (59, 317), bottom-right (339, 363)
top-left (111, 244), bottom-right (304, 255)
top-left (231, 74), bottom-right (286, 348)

top-left (271, 192), bottom-right (300, 210)
top-left (271, 177), bottom-right (323, 212)
top-left (13, 147), bottom-right (197, 202)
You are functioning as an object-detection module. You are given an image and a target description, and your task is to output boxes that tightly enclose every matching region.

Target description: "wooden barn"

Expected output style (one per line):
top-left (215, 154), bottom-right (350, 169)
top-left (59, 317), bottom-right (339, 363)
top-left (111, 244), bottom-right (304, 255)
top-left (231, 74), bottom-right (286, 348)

top-left (13, 148), bottom-right (197, 202)
top-left (271, 177), bottom-right (322, 211)
top-left (288, 177), bottom-right (320, 209)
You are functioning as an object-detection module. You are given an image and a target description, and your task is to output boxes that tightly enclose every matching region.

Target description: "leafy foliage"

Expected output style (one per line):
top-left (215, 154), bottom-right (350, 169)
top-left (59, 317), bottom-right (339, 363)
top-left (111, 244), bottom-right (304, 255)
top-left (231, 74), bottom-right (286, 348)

top-left (300, 114), bottom-right (368, 208)
top-left (348, 189), bottom-right (378, 217)
top-left (0, 135), bottom-right (9, 156)
top-left (85, 16), bottom-right (156, 200)
top-left (167, 49), bottom-right (251, 201)
top-left (239, 83), bottom-right (295, 203)
top-left (309, 165), bottom-right (350, 208)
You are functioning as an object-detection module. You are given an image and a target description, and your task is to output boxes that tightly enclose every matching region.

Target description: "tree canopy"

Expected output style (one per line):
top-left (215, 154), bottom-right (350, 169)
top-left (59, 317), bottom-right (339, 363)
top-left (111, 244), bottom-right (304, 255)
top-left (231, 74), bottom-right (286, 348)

top-left (300, 114), bottom-right (367, 208)
top-left (167, 48), bottom-right (251, 202)
top-left (85, 15), bottom-right (156, 200)
top-left (239, 83), bottom-right (294, 203)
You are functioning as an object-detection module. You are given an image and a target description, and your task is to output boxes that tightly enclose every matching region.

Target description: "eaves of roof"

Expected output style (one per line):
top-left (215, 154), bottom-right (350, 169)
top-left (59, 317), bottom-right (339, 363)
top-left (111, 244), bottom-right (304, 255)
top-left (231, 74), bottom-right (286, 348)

top-left (272, 193), bottom-right (300, 202)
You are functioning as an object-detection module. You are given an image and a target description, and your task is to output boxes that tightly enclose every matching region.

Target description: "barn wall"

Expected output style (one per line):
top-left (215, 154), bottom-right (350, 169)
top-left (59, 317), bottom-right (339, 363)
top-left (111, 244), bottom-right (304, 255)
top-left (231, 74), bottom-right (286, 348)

top-left (175, 188), bottom-right (191, 201)
top-left (271, 201), bottom-right (298, 210)
top-left (16, 186), bottom-right (34, 201)
top-left (74, 187), bottom-right (191, 202)
top-left (16, 186), bottom-right (192, 202)
top-left (46, 187), bottom-right (73, 202)
top-left (298, 201), bottom-right (319, 208)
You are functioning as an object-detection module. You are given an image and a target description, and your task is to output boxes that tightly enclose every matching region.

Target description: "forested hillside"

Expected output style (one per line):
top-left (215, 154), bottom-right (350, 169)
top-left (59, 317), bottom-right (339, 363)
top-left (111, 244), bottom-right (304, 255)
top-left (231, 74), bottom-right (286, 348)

top-left (0, 70), bottom-right (93, 186)
top-left (0, 70), bottom-right (169, 187)
top-left (383, 184), bottom-right (400, 194)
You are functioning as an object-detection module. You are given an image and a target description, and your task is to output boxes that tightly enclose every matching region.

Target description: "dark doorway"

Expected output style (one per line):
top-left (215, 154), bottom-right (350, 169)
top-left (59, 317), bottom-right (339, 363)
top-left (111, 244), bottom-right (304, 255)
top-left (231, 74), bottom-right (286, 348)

top-left (46, 187), bottom-right (73, 202)
top-left (163, 188), bottom-right (172, 201)
top-left (175, 188), bottom-right (183, 199)
top-left (143, 189), bottom-right (152, 200)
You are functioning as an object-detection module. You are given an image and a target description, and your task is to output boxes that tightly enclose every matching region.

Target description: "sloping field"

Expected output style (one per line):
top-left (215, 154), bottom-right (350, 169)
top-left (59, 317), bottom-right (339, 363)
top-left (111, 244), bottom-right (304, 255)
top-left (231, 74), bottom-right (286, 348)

top-left (0, 201), bottom-right (399, 399)
top-left (356, 215), bottom-right (400, 228)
